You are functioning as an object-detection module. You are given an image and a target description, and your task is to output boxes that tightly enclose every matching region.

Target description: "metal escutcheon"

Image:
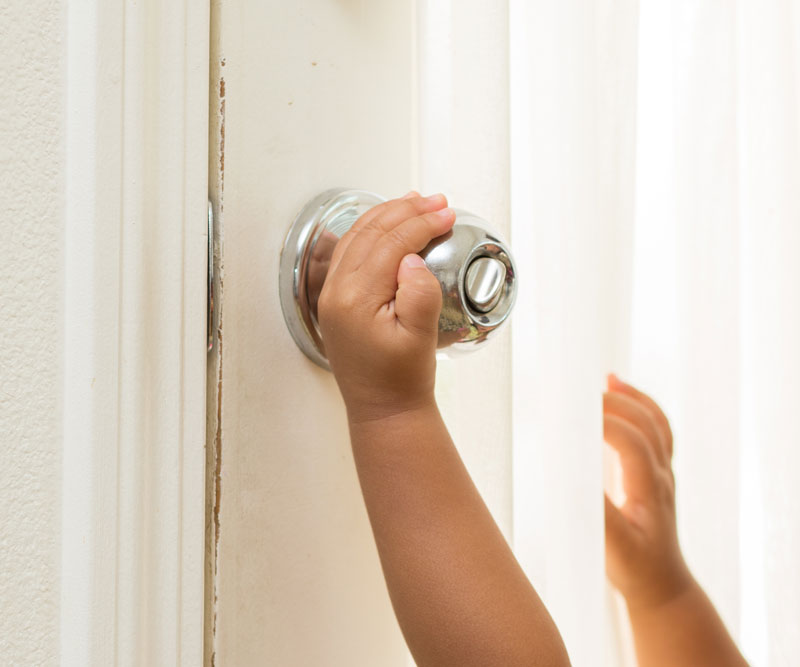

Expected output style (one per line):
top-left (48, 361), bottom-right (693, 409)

top-left (279, 188), bottom-right (517, 370)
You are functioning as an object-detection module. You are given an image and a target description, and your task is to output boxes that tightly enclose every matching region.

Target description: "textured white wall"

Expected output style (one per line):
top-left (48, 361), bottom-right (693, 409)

top-left (0, 0), bottom-right (63, 664)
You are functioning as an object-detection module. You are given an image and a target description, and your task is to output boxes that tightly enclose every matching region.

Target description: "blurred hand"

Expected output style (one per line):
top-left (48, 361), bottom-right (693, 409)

top-left (604, 374), bottom-right (693, 611)
top-left (317, 192), bottom-right (455, 423)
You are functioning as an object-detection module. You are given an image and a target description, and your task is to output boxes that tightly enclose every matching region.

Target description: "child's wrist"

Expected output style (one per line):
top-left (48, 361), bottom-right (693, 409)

top-left (624, 565), bottom-right (696, 616)
top-left (345, 393), bottom-right (439, 427)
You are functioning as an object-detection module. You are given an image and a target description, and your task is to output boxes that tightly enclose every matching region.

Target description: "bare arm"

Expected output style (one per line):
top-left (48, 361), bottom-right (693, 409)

top-left (318, 192), bottom-right (569, 667)
top-left (625, 577), bottom-right (748, 667)
top-left (350, 406), bottom-right (567, 666)
top-left (604, 375), bottom-right (748, 667)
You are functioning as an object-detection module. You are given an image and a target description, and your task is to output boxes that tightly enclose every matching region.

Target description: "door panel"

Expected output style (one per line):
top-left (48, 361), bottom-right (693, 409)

top-left (208, 1), bottom-right (513, 665)
top-left (210, 2), bottom-right (415, 665)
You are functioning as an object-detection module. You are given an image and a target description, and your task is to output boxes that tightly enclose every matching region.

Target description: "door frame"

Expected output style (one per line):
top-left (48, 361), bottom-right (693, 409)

top-left (61, 1), bottom-right (209, 663)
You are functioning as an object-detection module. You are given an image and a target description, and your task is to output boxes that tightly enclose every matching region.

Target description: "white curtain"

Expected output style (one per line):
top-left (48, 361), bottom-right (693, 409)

top-left (631, 1), bottom-right (800, 665)
top-left (418, 0), bottom-right (799, 665)
top-left (509, 1), bottom-right (638, 665)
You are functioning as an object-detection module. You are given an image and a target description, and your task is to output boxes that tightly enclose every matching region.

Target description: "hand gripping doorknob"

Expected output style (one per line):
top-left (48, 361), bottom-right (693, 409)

top-left (279, 188), bottom-right (517, 370)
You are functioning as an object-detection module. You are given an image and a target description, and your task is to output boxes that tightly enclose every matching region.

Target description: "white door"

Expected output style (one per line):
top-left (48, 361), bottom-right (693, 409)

top-left (206, 3), bottom-right (515, 665)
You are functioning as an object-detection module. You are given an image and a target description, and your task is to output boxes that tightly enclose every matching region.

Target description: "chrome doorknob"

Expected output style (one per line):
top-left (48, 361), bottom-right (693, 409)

top-left (279, 188), bottom-right (517, 370)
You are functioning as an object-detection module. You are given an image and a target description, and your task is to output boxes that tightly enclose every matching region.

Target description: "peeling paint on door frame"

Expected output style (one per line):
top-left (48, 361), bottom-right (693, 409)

top-left (204, 21), bottom-right (227, 663)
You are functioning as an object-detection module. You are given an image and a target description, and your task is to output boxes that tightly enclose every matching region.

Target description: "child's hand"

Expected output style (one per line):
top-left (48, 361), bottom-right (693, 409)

top-left (604, 374), bottom-right (693, 611)
top-left (317, 192), bottom-right (456, 423)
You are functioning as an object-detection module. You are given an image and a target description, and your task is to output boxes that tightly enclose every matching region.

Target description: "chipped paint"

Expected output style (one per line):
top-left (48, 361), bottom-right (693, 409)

top-left (218, 77), bottom-right (225, 205)
top-left (204, 48), bottom-right (227, 667)
top-left (210, 302), bottom-right (223, 667)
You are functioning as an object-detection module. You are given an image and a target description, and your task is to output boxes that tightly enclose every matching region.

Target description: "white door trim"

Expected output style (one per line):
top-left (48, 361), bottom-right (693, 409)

top-left (62, 1), bottom-right (209, 663)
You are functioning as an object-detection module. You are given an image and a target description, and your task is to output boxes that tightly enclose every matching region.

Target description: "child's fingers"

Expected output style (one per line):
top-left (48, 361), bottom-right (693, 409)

top-left (353, 190), bottom-right (420, 233)
top-left (605, 494), bottom-right (639, 558)
top-left (334, 194), bottom-right (449, 276)
top-left (327, 191), bottom-right (420, 277)
top-left (608, 374), bottom-right (674, 458)
top-left (604, 391), bottom-right (668, 468)
top-left (604, 414), bottom-right (658, 502)
top-left (358, 209), bottom-right (456, 300)
top-left (394, 254), bottom-right (443, 337)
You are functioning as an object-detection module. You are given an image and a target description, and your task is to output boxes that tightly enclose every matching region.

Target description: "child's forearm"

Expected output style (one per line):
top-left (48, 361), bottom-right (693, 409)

top-left (348, 401), bottom-right (570, 667)
top-left (318, 194), bottom-right (567, 664)
top-left (627, 576), bottom-right (748, 667)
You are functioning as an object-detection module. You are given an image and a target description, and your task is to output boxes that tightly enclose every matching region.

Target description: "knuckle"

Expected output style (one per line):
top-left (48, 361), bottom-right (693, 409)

top-left (395, 198), bottom-right (438, 222)
top-left (385, 225), bottom-right (412, 250)
top-left (404, 197), bottom-right (427, 213)
top-left (374, 201), bottom-right (413, 230)
top-left (622, 422), bottom-right (653, 459)
top-left (318, 281), bottom-right (358, 316)
top-left (630, 431), bottom-right (650, 456)
top-left (336, 286), bottom-right (360, 312)
top-left (409, 281), bottom-right (441, 308)
top-left (421, 211), bottom-right (444, 227)
top-left (317, 287), bottom-right (335, 319)
top-left (369, 201), bottom-right (389, 217)
top-left (657, 470), bottom-right (676, 502)
top-left (418, 270), bottom-right (442, 295)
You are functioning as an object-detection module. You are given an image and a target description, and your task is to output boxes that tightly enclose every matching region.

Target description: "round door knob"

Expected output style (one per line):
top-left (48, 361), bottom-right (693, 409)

top-left (279, 188), bottom-right (517, 370)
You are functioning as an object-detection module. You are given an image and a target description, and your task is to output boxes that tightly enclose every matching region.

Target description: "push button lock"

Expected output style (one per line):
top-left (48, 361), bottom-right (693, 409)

top-left (464, 257), bottom-right (507, 314)
top-left (279, 188), bottom-right (518, 370)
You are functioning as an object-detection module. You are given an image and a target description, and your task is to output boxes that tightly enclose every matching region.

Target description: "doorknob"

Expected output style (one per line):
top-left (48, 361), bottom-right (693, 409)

top-left (279, 188), bottom-right (517, 370)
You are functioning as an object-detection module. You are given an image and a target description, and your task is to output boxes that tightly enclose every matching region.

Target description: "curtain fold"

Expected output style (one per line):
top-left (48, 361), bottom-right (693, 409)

top-left (419, 0), bottom-right (798, 664)
top-left (509, 1), bottom-right (639, 663)
top-left (737, 1), bottom-right (800, 663)
top-left (632, 1), bottom-right (800, 664)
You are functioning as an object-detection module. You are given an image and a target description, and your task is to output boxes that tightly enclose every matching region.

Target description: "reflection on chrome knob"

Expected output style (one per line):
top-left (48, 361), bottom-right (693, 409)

top-left (279, 188), bottom-right (517, 370)
top-left (465, 257), bottom-right (507, 313)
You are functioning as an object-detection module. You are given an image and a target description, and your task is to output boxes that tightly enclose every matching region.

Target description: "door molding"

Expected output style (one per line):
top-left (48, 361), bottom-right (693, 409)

top-left (61, 1), bottom-right (209, 663)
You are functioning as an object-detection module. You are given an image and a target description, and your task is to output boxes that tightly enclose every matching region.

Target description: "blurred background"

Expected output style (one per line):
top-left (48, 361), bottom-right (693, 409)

top-left (613, 3), bottom-right (798, 665)
top-left (503, 1), bottom-right (799, 664)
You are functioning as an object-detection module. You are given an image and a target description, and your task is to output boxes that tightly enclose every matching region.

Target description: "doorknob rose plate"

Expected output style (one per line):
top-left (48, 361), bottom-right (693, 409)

top-left (279, 188), bottom-right (517, 370)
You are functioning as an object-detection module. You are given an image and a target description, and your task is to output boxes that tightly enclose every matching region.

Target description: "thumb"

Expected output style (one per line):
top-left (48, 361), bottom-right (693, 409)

top-left (395, 254), bottom-right (442, 337)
